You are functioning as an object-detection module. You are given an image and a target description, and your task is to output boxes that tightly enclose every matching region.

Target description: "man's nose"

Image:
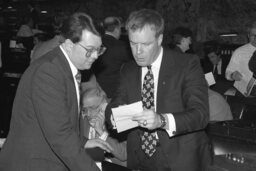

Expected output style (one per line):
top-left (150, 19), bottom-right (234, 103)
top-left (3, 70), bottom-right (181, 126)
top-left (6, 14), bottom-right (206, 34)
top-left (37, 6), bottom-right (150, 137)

top-left (135, 44), bottom-right (143, 55)
top-left (91, 51), bottom-right (99, 60)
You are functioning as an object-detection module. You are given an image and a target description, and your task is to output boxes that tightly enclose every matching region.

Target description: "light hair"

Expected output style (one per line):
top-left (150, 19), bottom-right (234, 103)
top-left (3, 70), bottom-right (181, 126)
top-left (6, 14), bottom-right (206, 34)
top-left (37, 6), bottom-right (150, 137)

top-left (125, 9), bottom-right (164, 38)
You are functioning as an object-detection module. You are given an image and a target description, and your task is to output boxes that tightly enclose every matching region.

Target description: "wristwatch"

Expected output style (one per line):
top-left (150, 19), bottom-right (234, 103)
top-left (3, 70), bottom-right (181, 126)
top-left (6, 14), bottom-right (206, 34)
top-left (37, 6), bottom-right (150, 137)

top-left (159, 114), bottom-right (167, 128)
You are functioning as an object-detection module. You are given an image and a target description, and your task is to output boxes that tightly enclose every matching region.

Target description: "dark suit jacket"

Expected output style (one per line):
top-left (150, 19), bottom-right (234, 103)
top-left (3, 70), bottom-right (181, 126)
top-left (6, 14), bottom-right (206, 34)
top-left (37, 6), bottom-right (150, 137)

top-left (93, 34), bottom-right (132, 98)
top-left (0, 47), bottom-right (100, 171)
top-left (106, 48), bottom-right (212, 171)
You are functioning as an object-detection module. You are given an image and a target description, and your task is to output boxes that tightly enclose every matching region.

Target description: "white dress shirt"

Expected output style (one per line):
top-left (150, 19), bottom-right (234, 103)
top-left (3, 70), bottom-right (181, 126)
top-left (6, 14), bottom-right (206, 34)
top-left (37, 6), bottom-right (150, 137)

top-left (59, 45), bottom-right (80, 110)
top-left (226, 43), bottom-right (256, 80)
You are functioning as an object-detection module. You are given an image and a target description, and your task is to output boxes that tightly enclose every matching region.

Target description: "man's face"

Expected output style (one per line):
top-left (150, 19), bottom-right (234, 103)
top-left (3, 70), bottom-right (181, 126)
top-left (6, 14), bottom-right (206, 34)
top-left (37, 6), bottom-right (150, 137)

top-left (69, 30), bottom-right (102, 70)
top-left (81, 93), bottom-right (104, 127)
top-left (128, 26), bottom-right (162, 67)
top-left (249, 28), bottom-right (256, 47)
top-left (181, 36), bottom-right (191, 52)
top-left (208, 52), bottom-right (220, 65)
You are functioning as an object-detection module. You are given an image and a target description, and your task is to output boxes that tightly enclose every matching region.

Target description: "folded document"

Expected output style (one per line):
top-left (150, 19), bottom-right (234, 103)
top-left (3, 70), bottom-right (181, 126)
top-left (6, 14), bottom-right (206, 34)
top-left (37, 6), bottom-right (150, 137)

top-left (112, 101), bottom-right (143, 133)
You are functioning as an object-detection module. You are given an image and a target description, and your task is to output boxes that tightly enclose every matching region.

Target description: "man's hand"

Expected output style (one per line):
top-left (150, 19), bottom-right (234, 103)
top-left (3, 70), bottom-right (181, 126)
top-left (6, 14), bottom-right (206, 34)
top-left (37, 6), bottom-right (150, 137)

top-left (231, 71), bottom-right (243, 81)
top-left (110, 114), bottom-right (117, 129)
top-left (132, 109), bottom-right (161, 130)
top-left (93, 114), bottom-right (105, 136)
top-left (84, 138), bottom-right (113, 153)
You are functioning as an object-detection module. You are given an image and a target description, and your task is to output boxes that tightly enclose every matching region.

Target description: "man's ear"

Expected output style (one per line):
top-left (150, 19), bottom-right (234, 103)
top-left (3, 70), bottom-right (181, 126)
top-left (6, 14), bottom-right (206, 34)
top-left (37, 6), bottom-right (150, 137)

top-left (63, 39), bottom-right (74, 52)
top-left (157, 34), bottom-right (163, 46)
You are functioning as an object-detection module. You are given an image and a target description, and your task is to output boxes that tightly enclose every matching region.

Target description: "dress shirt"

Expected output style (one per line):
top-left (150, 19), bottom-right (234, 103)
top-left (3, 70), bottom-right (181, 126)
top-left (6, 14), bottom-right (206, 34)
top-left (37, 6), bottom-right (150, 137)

top-left (226, 43), bottom-right (256, 80)
top-left (141, 47), bottom-right (176, 137)
top-left (213, 59), bottom-right (222, 75)
top-left (60, 45), bottom-right (80, 110)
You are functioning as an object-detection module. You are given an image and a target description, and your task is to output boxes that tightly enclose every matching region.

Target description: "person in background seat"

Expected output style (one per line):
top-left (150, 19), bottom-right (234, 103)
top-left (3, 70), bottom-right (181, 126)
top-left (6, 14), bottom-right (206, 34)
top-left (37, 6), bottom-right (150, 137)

top-left (80, 87), bottom-right (127, 169)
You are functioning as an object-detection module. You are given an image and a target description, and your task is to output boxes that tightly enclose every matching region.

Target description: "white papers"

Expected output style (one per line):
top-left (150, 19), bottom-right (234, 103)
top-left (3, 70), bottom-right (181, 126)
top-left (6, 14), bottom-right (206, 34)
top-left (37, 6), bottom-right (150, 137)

top-left (112, 101), bottom-right (143, 133)
top-left (205, 72), bottom-right (216, 86)
top-left (245, 76), bottom-right (256, 97)
top-left (0, 138), bottom-right (6, 148)
top-left (234, 74), bottom-right (251, 96)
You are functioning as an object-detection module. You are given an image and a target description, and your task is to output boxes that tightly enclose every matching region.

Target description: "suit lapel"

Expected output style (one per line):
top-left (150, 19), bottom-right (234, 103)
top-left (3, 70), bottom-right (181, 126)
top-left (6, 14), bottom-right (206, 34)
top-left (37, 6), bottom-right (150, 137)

top-left (54, 47), bottom-right (80, 131)
top-left (135, 67), bottom-right (141, 102)
top-left (129, 62), bottom-right (142, 103)
top-left (157, 49), bottom-right (176, 113)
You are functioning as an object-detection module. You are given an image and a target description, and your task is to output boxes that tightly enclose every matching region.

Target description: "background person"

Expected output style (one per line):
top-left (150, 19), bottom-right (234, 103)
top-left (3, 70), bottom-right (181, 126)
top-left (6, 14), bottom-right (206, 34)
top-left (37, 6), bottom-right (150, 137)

top-left (93, 16), bottom-right (132, 99)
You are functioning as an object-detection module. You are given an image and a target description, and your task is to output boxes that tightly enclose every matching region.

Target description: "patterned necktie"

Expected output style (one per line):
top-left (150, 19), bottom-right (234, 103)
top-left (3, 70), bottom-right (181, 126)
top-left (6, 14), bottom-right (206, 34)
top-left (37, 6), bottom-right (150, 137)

top-left (141, 65), bottom-right (158, 157)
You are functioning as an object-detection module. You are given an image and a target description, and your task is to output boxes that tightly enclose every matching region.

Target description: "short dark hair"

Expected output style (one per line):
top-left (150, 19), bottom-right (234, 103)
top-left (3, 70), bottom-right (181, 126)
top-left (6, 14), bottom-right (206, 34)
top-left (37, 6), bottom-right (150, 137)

top-left (173, 27), bottom-right (192, 45)
top-left (125, 9), bottom-right (164, 38)
top-left (61, 12), bottom-right (103, 43)
top-left (205, 45), bottom-right (221, 56)
top-left (103, 17), bottom-right (121, 33)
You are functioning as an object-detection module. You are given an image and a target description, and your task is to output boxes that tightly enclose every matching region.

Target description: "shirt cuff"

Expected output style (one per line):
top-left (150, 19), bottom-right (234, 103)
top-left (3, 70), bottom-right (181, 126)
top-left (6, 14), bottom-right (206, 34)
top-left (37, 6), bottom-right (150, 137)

top-left (225, 70), bottom-right (233, 80)
top-left (99, 131), bottom-right (108, 141)
top-left (165, 113), bottom-right (176, 137)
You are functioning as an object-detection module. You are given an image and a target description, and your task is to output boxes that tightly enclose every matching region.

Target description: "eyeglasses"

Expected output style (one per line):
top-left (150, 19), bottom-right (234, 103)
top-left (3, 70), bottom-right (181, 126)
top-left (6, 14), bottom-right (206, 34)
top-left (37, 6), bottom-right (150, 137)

top-left (81, 105), bottom-right (104, 118)
top-left (78, 43), bottom-right (106, 58)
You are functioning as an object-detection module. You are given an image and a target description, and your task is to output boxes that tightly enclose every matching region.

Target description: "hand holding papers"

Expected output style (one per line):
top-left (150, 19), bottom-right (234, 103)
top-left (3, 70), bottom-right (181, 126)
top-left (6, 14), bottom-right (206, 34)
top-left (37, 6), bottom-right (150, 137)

top-left (111, 101), bottom-right (143, 133)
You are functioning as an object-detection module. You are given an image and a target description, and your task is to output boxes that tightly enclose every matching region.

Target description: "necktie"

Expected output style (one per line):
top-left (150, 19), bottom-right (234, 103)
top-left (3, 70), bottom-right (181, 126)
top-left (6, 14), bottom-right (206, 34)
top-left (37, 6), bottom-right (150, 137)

top-left (76, 71), bottom-right (83, 136)
top-left (213, 64), bottom-right (218, 76)
top-left (75, 71), bottom-right (82, 86)
top-left (141, 66), bottom-right (158, 157)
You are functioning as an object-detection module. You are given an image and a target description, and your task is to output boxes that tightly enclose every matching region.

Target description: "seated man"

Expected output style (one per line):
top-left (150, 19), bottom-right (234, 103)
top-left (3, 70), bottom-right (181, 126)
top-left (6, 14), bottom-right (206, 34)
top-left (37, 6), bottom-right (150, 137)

top-left (80, 87), bottom-right (127, 167)
top-left (203, 46), bottom-right (234, 95)
top-left (205, 46), bottom-right (230, 81)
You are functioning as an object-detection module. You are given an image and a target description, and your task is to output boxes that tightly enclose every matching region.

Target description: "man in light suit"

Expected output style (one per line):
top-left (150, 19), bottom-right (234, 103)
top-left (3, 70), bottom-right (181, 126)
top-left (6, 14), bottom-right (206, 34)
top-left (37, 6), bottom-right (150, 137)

top-left (0, 12), bottom-right (112, 171)
top-left (80, 87), bottom-right (127, 167)
top-left (106, 9), bottom-right (212, 171)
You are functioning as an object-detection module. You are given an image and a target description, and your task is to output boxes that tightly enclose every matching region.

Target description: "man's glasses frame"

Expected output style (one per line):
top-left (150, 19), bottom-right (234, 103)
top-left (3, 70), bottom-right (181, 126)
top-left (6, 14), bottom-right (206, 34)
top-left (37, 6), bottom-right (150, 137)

top-left (78, 43), bottom-right (106, 58)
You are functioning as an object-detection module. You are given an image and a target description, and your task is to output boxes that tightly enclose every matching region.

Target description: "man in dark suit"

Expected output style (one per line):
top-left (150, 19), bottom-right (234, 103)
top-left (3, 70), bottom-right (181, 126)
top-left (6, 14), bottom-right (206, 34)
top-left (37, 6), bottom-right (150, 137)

top-left (204, 46), bottom-right (230, 81)
top-left (93, 16), bottom-right (132, 99)
top-left (0, 12), bottom-right (113, 171)
top-left (106, 9), bottom-right (212, 171)
top-left (203, 46), bottom-right (233, 94)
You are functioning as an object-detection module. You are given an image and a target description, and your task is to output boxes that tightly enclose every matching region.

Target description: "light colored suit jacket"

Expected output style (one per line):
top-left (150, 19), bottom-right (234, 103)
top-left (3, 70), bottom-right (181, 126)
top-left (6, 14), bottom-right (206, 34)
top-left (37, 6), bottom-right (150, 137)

top-left (0, 47), bottom-right (99, 171)
top-left (80, 116), bottom-right (127, 164)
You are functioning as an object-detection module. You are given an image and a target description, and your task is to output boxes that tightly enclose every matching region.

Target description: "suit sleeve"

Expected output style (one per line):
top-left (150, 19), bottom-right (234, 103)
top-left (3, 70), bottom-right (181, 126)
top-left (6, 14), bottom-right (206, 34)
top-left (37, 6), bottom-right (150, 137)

top-left (106, 137), bottom-right (127, 161)
top-left (173, 56), bottom-right (209, 134)
top-left (31, 63), bottom-right (100, 171)
top-left (105, 65), bottom-right (129, 128)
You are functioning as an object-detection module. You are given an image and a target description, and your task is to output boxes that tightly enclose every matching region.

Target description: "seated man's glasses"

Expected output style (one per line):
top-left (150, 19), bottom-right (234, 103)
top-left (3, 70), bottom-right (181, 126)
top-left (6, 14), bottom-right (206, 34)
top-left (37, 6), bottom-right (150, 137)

top-left (78, 43), bottom-right (106, 58)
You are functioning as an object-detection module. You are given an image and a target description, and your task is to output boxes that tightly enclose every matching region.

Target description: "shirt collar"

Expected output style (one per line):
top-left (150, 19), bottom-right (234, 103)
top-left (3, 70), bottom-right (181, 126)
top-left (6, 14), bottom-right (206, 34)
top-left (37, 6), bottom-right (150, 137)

top-left (151, 47), bottom-right (163, 70)
top-left (59, 45), bottom-right (79, 77)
